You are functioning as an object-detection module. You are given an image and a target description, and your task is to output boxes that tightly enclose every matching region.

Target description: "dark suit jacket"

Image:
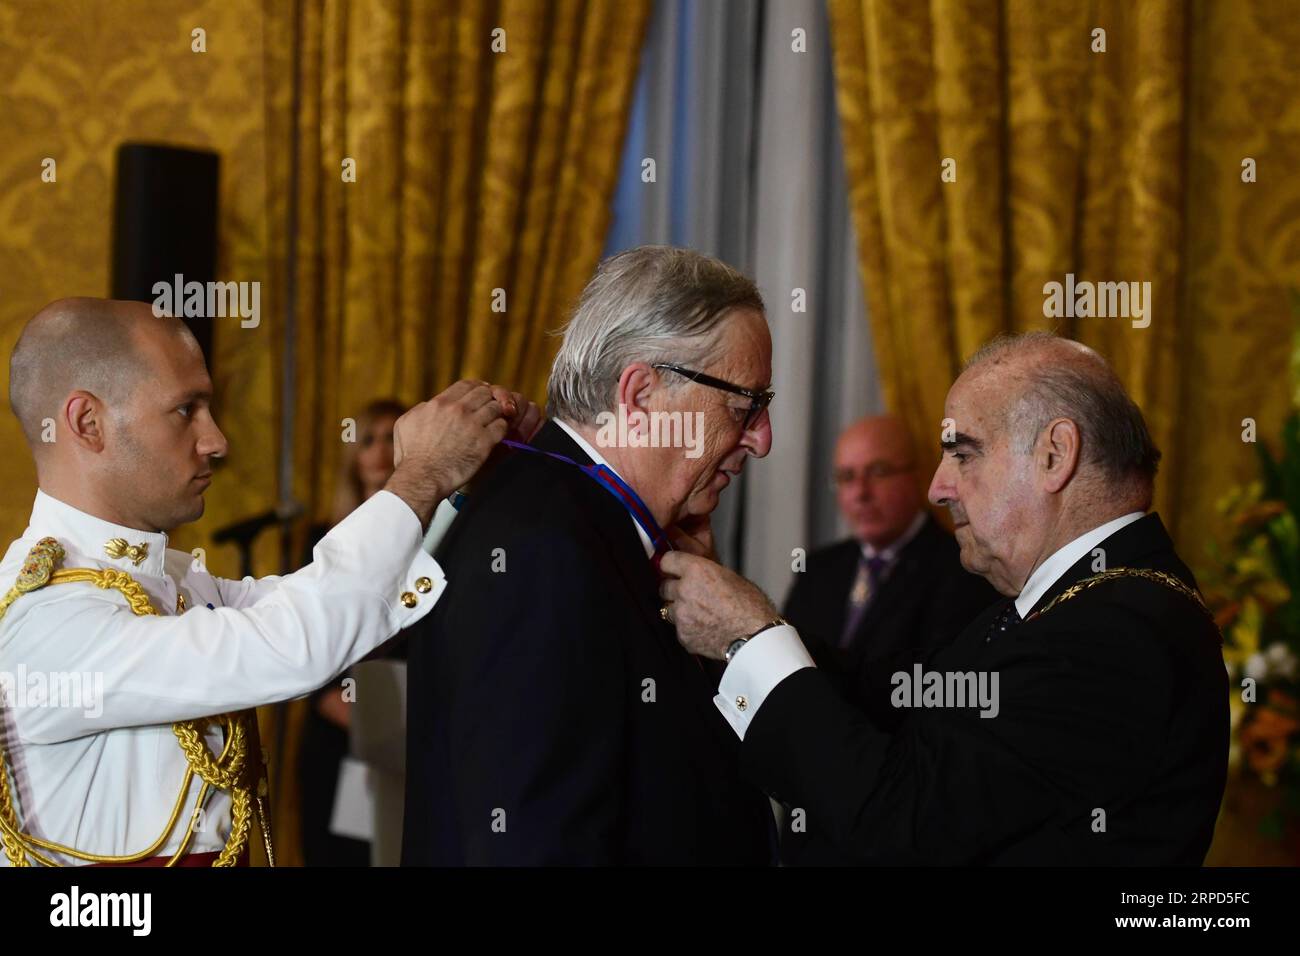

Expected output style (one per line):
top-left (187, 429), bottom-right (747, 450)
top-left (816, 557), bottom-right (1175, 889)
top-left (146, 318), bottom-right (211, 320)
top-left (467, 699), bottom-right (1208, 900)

top-left (401, 422), bottom-right (773, 865)
top-left (782, 516), bottom-right (999, 732)
top-left (747, 513), bottom-right (1228, 865)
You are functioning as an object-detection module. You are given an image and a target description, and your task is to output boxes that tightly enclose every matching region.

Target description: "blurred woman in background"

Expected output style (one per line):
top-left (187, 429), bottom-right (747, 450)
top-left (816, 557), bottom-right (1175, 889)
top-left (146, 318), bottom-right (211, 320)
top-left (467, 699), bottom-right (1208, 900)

top-left (298, 397), bottom-right (406, 866)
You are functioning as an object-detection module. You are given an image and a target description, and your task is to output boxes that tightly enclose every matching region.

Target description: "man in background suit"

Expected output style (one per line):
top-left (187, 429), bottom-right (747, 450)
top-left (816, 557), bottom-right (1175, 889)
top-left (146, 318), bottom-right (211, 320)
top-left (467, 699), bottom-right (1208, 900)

top-left (402, 246), bottom-right (776, 865)
top-left (661, 332), bottom-right (1228, 865)
top-left (784, 415), bottom-right (997, 732)
top-left (780, 415), bottom-right (997, 864)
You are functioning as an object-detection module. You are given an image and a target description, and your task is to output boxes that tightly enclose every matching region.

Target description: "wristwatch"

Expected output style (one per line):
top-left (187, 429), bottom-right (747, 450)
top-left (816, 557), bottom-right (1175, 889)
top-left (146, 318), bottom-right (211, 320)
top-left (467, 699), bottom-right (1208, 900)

top-left (725, 617), bottom-right (788, 663)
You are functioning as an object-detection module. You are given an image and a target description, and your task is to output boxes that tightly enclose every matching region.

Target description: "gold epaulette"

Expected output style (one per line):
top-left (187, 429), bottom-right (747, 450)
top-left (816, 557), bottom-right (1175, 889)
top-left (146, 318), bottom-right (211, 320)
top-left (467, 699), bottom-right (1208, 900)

top-left (0, 537), bottom-right (65, 620)
top-left (0, 538), bottom-right (158, 622)
top-left (0, 537), bottom-right (271, 868)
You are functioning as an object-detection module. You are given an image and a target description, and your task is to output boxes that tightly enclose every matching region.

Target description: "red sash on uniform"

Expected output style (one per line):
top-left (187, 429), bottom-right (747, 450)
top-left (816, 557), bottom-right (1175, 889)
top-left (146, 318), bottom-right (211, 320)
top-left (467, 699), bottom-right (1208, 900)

top-left (86, 848), bottom-right (248, 867)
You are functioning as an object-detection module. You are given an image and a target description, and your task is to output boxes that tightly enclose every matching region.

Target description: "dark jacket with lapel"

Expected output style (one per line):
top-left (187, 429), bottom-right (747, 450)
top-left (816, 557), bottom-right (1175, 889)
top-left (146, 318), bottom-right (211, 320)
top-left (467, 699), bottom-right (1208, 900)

top-left (401, 422), bottom-right (773, 865)
top-left (747, 513), bottom-right (1228, 865)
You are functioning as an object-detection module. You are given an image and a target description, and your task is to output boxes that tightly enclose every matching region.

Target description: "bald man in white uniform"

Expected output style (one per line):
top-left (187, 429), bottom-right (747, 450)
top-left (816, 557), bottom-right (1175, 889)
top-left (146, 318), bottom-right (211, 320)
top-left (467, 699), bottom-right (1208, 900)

top-left (0, 297), bottom-right (537, 867)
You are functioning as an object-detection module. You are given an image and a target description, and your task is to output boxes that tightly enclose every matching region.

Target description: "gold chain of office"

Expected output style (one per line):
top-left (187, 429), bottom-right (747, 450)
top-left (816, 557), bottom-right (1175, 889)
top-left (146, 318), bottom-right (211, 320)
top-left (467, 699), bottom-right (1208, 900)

top-left (0, 536), bottom-right (271, 867)
top-left (1034, 566), bottom-right (1214, 622)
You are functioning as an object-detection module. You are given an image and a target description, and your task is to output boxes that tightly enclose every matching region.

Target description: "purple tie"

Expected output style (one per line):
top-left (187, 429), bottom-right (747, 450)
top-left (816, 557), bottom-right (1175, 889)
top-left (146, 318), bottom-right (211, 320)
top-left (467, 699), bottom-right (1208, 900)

top-left (839, 554), bottom-right (888, 648)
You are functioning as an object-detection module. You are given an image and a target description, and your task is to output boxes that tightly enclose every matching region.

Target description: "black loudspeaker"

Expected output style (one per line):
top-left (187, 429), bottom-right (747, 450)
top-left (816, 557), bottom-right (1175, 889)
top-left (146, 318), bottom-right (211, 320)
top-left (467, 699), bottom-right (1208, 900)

top-left (110, 143), bottom-right (220, 363)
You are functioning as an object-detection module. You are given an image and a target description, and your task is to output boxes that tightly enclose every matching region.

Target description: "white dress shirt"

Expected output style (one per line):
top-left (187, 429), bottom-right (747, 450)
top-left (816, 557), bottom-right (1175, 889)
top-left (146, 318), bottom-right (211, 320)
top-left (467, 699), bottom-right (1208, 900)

top-left (0, 488), bottom-right (444, 865)
top-left (1013, 512), bottom-right (1144, 618)
top-left (555, 419), bottom-right (655, 559)
top-left (715, 511), bottom-right (1147, 739)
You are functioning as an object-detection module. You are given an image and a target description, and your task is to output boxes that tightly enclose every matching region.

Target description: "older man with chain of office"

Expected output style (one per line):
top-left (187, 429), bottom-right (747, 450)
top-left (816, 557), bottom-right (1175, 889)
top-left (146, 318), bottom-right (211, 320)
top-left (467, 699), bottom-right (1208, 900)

top-left (659, 332), bottom-right (1228, 865)
top-left (0, 297), bottom-right (537, 867)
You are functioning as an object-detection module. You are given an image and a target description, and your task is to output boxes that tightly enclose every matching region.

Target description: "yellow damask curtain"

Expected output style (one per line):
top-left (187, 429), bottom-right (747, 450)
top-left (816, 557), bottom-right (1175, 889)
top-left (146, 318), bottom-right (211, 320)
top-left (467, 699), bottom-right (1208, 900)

top-left (826, 0), bottom-right (1300, 552)
top-left (265, 0), bottom-right (651, 522)
top-left (0, 0), bottom-right (280, 572)
top-left (261, 0), bottom-right (651, 863)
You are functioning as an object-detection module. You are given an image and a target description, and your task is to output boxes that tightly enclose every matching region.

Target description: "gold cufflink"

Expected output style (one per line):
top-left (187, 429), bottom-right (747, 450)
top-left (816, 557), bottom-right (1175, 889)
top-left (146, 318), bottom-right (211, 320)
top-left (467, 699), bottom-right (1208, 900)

top-left (415, 576), bottom-right (433, 593)
top-left (400, 592), bottom-right (418, 608)
top-left (735, 695), bottom-right (748, 712)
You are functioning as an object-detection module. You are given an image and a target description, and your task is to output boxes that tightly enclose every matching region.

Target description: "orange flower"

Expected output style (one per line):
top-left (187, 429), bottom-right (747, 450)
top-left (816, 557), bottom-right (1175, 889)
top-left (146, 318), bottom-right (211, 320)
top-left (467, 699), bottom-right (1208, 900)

top-left (1241, 703), bottom-right (1300, 775)
top-left (1214, 601), bottom-right (1241, 630)
top-left (1268, 689), bottom-right (1298, 713)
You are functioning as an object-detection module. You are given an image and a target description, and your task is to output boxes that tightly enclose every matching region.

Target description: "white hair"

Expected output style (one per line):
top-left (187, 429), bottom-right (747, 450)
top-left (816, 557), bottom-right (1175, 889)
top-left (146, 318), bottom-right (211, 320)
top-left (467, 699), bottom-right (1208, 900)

top-left (547, 246), bottom-right (765, 424)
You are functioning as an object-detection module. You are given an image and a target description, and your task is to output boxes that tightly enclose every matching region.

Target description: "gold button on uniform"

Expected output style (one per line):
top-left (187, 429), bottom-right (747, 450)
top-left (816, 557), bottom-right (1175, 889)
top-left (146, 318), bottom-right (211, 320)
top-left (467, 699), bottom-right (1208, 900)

top-left (400, 592), bottom-right (418, 608)
top-left (415, 576), bottom-right (433, 593)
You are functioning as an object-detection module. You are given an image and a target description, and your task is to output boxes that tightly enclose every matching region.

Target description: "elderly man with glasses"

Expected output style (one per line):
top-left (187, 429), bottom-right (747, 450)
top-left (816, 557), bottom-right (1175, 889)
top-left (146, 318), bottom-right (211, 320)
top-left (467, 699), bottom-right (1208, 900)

top-left (401, 245), bottom-right (777, 866)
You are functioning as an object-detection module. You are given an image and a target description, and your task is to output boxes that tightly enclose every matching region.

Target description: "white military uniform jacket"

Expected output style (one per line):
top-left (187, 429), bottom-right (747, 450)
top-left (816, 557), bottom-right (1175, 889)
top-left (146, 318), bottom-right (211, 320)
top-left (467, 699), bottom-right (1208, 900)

top-left (0, 488), bottom-right (444, 865)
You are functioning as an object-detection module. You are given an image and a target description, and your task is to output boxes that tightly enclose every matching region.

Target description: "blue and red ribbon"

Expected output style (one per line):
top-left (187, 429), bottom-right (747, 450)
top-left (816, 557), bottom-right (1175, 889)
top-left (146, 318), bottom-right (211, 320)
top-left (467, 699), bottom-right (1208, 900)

top-left (501, 439), bottom-right (672, 568)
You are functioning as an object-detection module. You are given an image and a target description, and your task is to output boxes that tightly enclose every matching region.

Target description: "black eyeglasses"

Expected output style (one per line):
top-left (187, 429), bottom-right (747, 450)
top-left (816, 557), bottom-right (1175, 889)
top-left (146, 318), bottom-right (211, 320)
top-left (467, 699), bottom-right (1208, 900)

top-left (831, 462), bottom-right (916, 489)
top-left (652, 363), bottom-right (774, 431)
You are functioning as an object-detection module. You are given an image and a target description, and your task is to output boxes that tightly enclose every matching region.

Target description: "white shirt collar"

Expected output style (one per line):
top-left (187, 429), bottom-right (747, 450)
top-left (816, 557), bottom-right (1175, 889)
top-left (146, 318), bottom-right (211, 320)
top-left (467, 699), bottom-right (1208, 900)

top-left (861, 510), bottom-right (927, 563)
top-left (555, 420), bottom-right (656, 559)
top-left (25, 489), bottom-right (171, 578)
top-left (1014, 511), bottom-right (1145, 618)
